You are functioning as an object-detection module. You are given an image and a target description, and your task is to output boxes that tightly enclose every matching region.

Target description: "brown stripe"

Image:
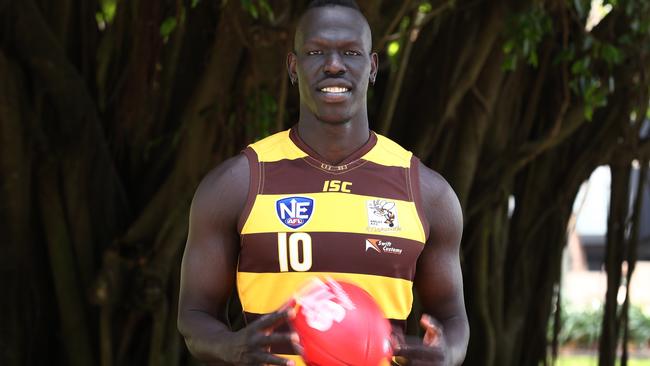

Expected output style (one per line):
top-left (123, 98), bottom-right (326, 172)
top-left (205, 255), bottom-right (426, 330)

top-left (238, 148), bottom-right (260, 233)
top-left (410, 156), bottom-right (430, 241)
top-left (261, 159), bottom-right (410, 201)
top-left (239, 232), bottom-right (423, 280)
top-left (244, 312), bottom-right (407, 355)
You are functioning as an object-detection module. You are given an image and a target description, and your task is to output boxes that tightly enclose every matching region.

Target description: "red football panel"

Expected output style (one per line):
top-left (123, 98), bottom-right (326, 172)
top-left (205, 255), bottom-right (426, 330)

top-left (289, 280), bottom-right (393, 366)
top-left (292, 305), bottom-right (367, 365)
top-left (298, 329), bottom-right (350, 366)
top-left (363, 308), bottom-right (393, 366)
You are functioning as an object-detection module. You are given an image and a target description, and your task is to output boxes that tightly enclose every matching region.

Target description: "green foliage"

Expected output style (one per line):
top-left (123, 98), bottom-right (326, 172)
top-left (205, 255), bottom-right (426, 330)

top-left (386, 16), bottom-right (412, 65)
top-left (628, 305), bottom-right (650, 346)
top-left (95, 0), bottom-right (117, 30)
top-left (558, 304), bottom-right (603, 347)
top-left (556, 355), bottom-right (650, 365)
top-left (562, 0), bottom-right (650, 123)
top-left (569, 55), bottom-right (608, 121)
top-left (387, 41), bottom-right (401, 57)
top-left (554, 303), bottom-right (650, 348)
top-left (240, 0), bottom-right (274, 22)
top-left (418, 2), bottom-right (433, 13)
top-left (160, 8), bottom-right (187, 43)
top-left (247, 90), bottom-right (277, 141)
top-left (502, 5), bottom-right (553, 71)
top-left (160, 17), bottom-right (177, 38)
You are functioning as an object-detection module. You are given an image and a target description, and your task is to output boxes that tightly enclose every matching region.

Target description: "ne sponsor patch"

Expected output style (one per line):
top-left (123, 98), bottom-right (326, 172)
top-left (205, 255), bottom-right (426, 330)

top-left (276, 196), bottom-right (314, 229)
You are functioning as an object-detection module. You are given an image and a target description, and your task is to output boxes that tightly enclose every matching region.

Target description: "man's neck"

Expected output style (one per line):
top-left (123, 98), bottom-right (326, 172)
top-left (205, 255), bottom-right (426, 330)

top-left (297, 116), bottom-right (370, 165)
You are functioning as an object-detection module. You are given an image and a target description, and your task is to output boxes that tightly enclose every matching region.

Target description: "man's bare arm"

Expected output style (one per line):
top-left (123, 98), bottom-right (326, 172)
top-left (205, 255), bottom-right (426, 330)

top-left (177, 155), bottom-right (295, 365)
top-left (397, 162), bottom-right (469, 366)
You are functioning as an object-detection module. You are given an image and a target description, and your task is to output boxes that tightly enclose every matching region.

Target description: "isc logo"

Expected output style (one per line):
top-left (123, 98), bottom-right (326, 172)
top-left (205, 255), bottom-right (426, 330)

top-left (276, 196), bottom-right (314, 229)
top-left (322, 180), bottom-right (352, 193)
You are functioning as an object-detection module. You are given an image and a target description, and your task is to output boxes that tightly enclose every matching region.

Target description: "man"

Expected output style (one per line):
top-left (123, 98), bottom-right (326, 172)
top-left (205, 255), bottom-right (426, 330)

top-left (177, 0), bottom-right (469, 365)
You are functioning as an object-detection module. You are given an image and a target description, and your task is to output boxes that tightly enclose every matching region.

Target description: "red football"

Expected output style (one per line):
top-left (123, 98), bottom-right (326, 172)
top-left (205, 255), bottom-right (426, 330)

top-left (288, 278), bottom-right (393, 366)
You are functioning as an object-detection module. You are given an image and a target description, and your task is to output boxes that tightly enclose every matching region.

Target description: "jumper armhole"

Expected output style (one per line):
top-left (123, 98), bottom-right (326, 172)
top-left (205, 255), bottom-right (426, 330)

top-left (409, 156), bottom-right (431, 242)
top-left (237, 147), bottom-right (261, 234)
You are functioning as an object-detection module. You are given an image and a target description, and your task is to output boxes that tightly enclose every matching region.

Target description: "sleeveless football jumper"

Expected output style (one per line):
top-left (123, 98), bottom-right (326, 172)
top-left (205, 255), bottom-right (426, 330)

top-left (237, 128), bottom-right (429, 363)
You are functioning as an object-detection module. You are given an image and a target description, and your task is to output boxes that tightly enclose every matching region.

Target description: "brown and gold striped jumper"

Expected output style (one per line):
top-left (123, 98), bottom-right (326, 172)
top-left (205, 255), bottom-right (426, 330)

top-left (237, 128), bottom-right (429, 363)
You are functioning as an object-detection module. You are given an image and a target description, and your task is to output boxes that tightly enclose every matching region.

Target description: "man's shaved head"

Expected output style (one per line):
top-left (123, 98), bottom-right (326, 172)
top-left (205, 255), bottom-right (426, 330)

top-left (307, 0), bottom-right (361, 11)
top-left (287, 0), bottom-right (378, 125)
top-left (295, 0), bottom-right (372, 52)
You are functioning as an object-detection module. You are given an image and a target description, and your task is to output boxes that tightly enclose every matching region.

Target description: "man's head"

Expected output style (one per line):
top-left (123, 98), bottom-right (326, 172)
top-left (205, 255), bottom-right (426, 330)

top-left (288, 0), bottom-right (378, 125)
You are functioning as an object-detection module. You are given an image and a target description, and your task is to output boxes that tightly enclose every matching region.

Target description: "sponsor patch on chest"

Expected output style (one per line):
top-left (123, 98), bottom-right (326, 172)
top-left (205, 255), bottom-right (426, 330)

top-left (276, 196), bottom-right (314, 229)
top-left (365, 239), bottom-right (403, 255)
top-left (366, 199), bottom-right (400, 232)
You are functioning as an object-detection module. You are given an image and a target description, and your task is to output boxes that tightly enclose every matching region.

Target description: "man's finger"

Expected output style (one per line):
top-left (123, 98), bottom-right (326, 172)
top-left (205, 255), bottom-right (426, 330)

top-left (252, 310), bottom-right (290, 330)
top-left (251, 352), bottom-right (296, 366)
top-left (259, 332), bottom-right (299, 346)
top-left (393, 344), bottom-right (445, 361)
top-left (420, 314), bottom-right (442, 346)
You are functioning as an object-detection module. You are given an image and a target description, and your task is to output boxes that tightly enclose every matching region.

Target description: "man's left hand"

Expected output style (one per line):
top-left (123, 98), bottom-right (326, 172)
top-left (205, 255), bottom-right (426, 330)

top-left (393, 314), bottom-right (449, 366)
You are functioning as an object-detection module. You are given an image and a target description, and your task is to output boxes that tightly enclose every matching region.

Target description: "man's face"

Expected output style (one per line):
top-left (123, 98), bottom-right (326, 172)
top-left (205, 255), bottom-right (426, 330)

top-left (288, 6), bottom-right (378, 124)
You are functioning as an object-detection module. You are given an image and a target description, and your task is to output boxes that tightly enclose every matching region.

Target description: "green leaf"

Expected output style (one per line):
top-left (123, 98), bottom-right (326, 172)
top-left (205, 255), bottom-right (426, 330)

top-left (387, 41), bottom-right (400, 57)
top-left (191, 0), bottom-right (200, 8)
top-left (600, 43), bottom-right (623, 65)
top-left (160, 17), bottom-right (177, 38)
top-left (502, 5), bottom-right (552, 71)
top-left (101, 0), bottom-right (117, 22)
top-left (501, 54), bottom-right (518, 71)
top-left (418, 2), bottom-right (433, 13)
top-left (258, 0), bottom-right (275, 22)
top-left (570, 57), bottom-right (590, 76)
top-left (528, 51), bottom-right (539, 67)
top-left (584, 105), bottom-right (594, 121)
top-left (503, 40), bottom-right (515, 54)
top-left (241, 0), bottom-right (259, 19)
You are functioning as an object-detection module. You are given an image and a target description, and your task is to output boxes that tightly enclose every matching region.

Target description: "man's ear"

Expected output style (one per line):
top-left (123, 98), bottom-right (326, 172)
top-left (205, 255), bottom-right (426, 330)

top-left (287, 52), bottom-right (298, 85)
top-left (370, 52), bottom-right (379, 84)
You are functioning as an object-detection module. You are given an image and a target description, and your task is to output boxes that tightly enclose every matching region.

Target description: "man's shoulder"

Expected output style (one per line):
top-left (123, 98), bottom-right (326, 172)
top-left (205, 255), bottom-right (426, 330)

top-left (417, 162), bottom-right (451, 197)
top-left (247, 130), bottom-right (291, 152)
top-left (416, 161), bottom-right (462, 227)
top-left (364, 132), bottom-right (412, 168)
top-left (247, 130), bottom-right (306, 163)
top-left (373, 132), bottom-right (412, 157)
top-left (200, 154), bottom-right (249, 190)
top-left (191, 154), bottom-right (250, 218)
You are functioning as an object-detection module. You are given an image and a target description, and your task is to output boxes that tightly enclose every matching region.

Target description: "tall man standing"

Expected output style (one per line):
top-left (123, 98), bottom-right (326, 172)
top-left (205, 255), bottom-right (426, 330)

top-left (177, 1), bottom-right (469, 365)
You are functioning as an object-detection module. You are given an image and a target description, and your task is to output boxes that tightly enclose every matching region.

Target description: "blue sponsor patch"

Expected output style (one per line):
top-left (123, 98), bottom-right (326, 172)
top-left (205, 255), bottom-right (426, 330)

top-left (276, 196), bottom-right (314, 229)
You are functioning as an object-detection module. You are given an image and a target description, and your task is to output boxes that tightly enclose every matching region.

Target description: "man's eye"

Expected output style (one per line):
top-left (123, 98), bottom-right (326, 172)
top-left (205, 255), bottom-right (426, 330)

top-left (307, 50), bottom-right (322, 55)
top-left (345, 50), bottom-right (361, 56)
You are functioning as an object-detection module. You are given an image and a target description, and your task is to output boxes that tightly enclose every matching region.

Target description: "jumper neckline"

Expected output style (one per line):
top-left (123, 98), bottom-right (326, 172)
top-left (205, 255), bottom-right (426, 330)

top-left (288, 127), bottom-right (377, 172)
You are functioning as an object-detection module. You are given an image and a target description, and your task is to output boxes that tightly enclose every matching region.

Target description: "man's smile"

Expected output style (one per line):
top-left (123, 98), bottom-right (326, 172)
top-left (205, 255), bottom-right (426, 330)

top-left (316, 81), bottom-right (353, 103)
top-left (317, 87), bottom-right (352, 103)
top-left (320, 86), bottom-right (350, 93)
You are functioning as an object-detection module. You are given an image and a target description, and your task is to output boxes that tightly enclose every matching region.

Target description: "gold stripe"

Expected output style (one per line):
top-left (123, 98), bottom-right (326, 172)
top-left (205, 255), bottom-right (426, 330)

top-left (237, 272), bottom-right (413, 319)
top-left (361, 135), bottom-right (412, 168)
top-left (279, 355), bottom-right (304, 365)
top-left (278, 354), bottom-right (392, 366)
top-left (249, 130), bottom-right (307, 162)
top-left (241, 192), bottom-right (426, 243)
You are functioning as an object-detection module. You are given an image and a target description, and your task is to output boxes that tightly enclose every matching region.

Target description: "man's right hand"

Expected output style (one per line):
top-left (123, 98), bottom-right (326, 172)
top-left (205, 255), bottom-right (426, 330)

top-left (220, 309), bottom-right (299, 366)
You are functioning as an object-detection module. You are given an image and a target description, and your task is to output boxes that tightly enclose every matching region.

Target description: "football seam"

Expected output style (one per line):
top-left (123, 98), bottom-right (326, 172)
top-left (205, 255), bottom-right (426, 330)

top-left (364, 304), bottom-right (372, 365)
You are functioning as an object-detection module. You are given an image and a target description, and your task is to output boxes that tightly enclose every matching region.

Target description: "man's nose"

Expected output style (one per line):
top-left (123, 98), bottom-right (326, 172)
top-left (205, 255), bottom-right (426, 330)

top-left (323, 52), bottom-right (346, 76)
